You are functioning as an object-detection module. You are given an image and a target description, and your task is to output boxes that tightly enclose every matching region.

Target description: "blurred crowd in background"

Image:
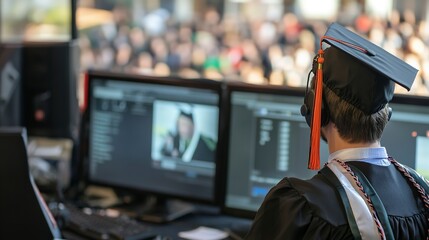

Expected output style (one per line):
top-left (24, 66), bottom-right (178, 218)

top-left (78, 1), bottom-right (429, 95)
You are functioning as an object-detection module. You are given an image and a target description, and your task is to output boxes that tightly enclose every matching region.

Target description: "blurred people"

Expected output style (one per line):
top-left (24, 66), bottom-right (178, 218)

top-left (78, 3), bottom-right (429, 96)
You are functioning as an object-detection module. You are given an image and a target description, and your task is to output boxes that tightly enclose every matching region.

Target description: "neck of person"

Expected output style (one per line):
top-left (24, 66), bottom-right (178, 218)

top-left (323, 122), bottom-right (381, 154)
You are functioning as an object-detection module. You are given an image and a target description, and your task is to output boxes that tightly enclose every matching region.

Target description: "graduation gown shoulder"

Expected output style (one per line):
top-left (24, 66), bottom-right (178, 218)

top-left (245, 163), bottom-right (428, 240)
top-left (245, 174), bottom-right (353, 240)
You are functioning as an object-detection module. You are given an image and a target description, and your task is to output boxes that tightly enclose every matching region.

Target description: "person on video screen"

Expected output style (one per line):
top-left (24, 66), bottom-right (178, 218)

top-left (161, 109), bottom-right (216, 162)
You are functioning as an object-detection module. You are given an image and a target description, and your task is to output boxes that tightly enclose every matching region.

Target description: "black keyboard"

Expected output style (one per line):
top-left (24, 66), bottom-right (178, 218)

top-left (65, 205), bottom-right (156, 240)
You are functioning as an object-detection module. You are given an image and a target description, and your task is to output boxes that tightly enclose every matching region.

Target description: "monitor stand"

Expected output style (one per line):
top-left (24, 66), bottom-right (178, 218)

top-left (137, 197), bottom-right (195, 223)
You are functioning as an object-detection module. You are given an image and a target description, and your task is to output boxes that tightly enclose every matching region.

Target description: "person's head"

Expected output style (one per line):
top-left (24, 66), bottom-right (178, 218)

top-left (302, 23), bottom-right (418, 170)
top-left (177, 111), bottom-right (194, 140)
top-left (316, 47), bottom-right (392, 144)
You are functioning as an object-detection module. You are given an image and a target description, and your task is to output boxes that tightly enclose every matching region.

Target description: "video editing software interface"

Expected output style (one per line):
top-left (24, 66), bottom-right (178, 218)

top-left (88, 77), bottom-right (219, 201)
top-left (225, 90), bottom-right (329, 212)
top-left (383, 99), bottom-right (429, 179)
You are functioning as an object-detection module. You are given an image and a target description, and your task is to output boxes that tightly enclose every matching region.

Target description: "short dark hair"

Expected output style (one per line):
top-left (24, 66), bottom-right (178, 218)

top-left (178, 111), bottom-right (194, 123)
top-left (323, 85), bottom-right (390, 143)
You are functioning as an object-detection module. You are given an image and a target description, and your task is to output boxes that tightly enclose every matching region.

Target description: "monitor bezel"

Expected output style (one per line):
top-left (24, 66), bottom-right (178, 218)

top-left (220, 81), bottom-right (306, 219)
top-left (84, 70), bottom-right (226, 205)
top-left (390, 93), bottom-right (429, 106)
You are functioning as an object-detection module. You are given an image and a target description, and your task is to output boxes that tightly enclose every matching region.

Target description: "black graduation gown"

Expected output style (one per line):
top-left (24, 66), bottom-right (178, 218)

top-left (245, 161), bottom-right (429, 240)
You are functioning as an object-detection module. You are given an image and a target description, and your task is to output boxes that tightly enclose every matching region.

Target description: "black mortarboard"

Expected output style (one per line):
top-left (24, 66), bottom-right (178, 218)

top-left (320, 23), bottom-right (417, 114)
top-left (307, 23), bottom-right (418, 170)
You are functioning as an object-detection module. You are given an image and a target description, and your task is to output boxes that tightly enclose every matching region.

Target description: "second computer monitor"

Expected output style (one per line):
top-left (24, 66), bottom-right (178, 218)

top-left (224, 83), bottom-right (429, 218)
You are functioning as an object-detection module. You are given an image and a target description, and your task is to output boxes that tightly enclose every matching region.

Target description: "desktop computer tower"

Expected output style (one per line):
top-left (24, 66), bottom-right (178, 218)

top-left (21, 41), bottom-right (80, 141)
top-left (0, 45), bottom-right (21, 127)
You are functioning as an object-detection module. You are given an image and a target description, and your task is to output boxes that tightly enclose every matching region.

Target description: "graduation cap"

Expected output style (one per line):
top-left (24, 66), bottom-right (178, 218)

top-left (307, 23), bottom-right (418, 170)
top-left (178, 104), bottom-right (194, 122)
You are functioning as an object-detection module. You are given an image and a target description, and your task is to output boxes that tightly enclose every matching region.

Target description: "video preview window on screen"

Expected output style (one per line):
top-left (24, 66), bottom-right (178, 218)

top-left (88, 79), bottom-right (219, 200)
top-left (151, 100), bottom-right (218, 175)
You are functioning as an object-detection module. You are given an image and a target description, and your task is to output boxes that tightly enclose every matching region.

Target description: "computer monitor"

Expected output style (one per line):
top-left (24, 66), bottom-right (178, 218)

top-left (383, 94), bottom-right (429, 178)
top-left (223, 83), bottom-right (429, 219)
top-left (223, 83), bottom-right (329, 218)
top-left (85, 71), bottom-right (222, 221)
top-left (1, 0), bottom-right (73, 42)
top-left (0, 44), bottom-right (21, 126)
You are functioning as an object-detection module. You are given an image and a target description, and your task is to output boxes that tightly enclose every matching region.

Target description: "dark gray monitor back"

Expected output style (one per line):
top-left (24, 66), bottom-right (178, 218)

top-left (0, 127), bottom-right (61, 239)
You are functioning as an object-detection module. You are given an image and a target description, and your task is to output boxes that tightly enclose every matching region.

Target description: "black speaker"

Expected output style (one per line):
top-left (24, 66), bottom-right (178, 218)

top-left (0, 45), bottom-right (21, 126)
top-left (21, 41), bottom-right (80, 141)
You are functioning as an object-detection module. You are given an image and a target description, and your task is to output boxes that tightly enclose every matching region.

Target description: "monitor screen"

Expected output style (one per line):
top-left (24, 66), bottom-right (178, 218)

top-left (1, 0), bottom-right (71, 42)
top-left (224, 88), bottom-right (429, 217)
top-left (87, 74), bottom-right (220, 202)
top-left (382, 96), bottom-right (429, 178)
top-left (224, 87), bottom-right (329, 215)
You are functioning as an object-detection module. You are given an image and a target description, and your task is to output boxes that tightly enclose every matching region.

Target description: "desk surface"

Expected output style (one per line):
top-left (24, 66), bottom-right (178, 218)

top-left (61, 205), bottom-right (252, 240)
top-left (51, 186), bottom-right (253, 239)
top-left (149, 212), bottom-right (251, 239)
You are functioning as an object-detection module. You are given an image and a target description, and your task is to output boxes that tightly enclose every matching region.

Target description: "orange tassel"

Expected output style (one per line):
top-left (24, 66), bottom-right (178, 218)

top-left (308, 49), bottom-right (324, 170)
